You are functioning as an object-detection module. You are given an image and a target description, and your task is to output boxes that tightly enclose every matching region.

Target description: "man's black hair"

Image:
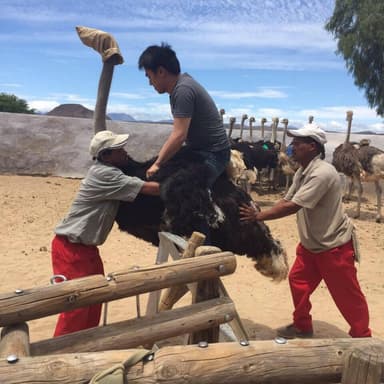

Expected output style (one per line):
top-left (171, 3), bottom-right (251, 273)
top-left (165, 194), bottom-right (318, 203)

top-left (138, 42), bottom-right (181, 75)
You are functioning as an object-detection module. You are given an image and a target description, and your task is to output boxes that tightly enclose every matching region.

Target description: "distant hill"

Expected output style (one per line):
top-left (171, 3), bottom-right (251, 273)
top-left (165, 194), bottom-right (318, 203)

top-left (108, 113), bottom-right (135, 122)
top-left (46, 104), bottom-right (111, 120)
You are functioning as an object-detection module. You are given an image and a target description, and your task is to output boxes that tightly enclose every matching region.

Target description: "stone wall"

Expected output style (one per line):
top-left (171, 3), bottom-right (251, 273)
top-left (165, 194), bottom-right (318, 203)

top-left (0, 112), bottom-right (172, 178)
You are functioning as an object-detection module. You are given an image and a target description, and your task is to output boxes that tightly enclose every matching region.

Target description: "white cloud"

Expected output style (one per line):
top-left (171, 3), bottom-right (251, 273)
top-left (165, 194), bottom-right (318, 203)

top-left (110, 92), bottom-right (147, 100)
top-left (107, 102), bottom-right (172, 121)
top-left (29, 100), bottom-right (60, 113)
top-left (0, 83), bottom-right (22, 88)
top-left (211, 89), bottom-right (287, 99)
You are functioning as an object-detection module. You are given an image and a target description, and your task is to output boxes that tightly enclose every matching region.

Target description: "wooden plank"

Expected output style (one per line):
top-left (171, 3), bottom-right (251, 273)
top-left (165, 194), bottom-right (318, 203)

top-left (146, 232), bottom-right (187, 316)
top-left (190, 277), bottom-right (220, 344)
top-left (31, 297), bottom-right (235, 356)
top-left (157, 232), bottom-right (206, 312)
top-left (0, 252), bottom-right (236, 326)
top-left (218, 279), bottom-right (249, 343)
top-left (1, 338), bottom-right (383, 383)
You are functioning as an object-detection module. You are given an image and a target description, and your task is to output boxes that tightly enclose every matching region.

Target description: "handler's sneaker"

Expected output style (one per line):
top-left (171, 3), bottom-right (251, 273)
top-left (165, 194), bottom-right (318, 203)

top-left (276, 324), bottom-right (313, 339)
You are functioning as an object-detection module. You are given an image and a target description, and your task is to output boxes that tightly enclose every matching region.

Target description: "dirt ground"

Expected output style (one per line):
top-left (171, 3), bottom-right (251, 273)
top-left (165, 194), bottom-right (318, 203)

top-left (0, 174), bottom-right (383, 344)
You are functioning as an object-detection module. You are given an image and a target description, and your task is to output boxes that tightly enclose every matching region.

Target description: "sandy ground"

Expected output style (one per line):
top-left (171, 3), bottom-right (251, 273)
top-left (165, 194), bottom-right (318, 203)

top-left (0, 174), bottom-right (383, 345)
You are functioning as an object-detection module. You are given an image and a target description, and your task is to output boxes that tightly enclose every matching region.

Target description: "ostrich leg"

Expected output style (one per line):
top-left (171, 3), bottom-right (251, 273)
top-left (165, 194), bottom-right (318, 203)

top-left (76, 26), bottom-right (124, 133)
top-left (374, 180), bottom-right (382, 223)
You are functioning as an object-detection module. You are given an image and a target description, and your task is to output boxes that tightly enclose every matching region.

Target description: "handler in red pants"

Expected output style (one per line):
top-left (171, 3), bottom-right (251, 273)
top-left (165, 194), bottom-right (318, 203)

top-left (239, 123), bottom-right (371, 339)
top-left (51, 130), bottom-right (160, 336)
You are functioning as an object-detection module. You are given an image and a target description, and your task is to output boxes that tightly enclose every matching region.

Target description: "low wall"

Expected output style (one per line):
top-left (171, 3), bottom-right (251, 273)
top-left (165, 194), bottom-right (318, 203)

top-left (0, 112), bottom-right (172, 178)
top-left (1, 112), bottom-right (383, 178)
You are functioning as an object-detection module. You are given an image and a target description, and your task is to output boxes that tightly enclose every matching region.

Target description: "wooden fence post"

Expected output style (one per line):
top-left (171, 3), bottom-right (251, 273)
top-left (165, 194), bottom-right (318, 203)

top-left (0, 323), bottom-right (30, 359)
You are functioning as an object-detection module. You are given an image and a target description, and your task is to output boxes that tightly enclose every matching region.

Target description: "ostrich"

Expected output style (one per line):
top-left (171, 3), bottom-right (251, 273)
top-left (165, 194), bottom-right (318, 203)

top-left (263, 117), bottom-right (281, 190)
top-left (278, 118), bottom-right (299, 192)
top-left (357, 139), bottom-right (384, 222)
top-left (271, 117), bottom-right (281, 150)
top-left (117, 148), bottom-right (288, 281)
top-left (228, 117), bottom-right (236, 139)
top-left (332, 111), bottom-right (364, 218)
top-left (249, 116), bottom-right (255, 142)
top-left (260, 117), bottom-right (267, 141)
top-left (239, 113), bottom-right (248, 140)
top-left (280, 118), bottom-right (288, 152)
top-left (219, 108), bottom-right (225, 123)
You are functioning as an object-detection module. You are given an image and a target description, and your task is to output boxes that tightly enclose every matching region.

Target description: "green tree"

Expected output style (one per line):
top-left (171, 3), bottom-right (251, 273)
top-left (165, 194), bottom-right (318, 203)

top-left (325, 0), bottom-right (384, 116)
top-left (0, 93), bottom-right (36, 114)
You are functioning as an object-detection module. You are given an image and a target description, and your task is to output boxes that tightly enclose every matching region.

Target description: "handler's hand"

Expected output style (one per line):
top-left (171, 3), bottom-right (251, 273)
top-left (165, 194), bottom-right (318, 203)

top-left (239, 203), bottom-right (259, 222)
top-left (146, 163), bottom-right (160, 179)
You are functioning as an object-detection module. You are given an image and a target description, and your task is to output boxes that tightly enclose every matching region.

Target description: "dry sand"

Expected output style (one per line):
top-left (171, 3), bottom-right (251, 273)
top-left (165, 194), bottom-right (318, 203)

top-left (0, 174), bottom-right (383, 344)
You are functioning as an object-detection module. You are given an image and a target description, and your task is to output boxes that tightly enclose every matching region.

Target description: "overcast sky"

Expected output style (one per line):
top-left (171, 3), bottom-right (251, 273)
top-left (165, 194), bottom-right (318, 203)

top-left (1, 0), bottom-right (383, 133)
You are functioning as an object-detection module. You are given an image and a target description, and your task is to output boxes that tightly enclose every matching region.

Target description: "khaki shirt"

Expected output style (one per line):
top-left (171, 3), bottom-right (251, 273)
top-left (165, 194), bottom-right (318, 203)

top-left (285, 156), bottom-right (353, 252)
top-left (55, 161), bottom-right (144, 246)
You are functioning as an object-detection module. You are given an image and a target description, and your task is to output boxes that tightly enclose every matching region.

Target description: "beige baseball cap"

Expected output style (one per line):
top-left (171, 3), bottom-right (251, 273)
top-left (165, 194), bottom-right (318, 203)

top-left (89, 130), bottom-right (130, 158)
top-left (287, 123), bottom-right (327, 145)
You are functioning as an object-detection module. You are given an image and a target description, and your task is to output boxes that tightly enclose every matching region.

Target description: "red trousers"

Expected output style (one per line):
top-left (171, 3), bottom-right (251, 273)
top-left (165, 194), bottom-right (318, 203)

top-left (51, 235), bottom-right (105, 337)
top-left (289, 240), bottom-right (371, 338)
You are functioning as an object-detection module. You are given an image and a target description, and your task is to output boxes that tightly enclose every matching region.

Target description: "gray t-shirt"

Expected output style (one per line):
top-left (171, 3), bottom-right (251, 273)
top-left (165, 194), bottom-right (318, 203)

top-left (55, 161), bottom-right (144, 246)
top-left (170, 73), bottom-right (229, 152)
top-left (285, 156), bottom-right (354, 252)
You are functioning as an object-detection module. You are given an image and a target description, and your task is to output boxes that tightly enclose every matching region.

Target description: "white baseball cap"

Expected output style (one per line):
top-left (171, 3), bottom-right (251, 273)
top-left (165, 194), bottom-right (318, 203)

top-left (89, 130), bottom-right (130, 158)
top-left (287, 123), bottom-right (327, 145)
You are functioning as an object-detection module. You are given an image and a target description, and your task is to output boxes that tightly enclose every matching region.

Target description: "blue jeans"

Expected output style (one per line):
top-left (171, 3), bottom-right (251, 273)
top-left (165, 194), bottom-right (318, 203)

top-left (193, 147), bottom-right (230, 187)
top-left (191, 147), bottom-right (230, 244)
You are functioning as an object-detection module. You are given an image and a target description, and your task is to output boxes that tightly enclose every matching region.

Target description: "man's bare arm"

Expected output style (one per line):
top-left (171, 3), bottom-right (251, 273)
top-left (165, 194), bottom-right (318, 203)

top-left (239, 199), bottom-right (301, 222)
top-left (146, 117), bottom-right (191, 178)
top-left (140, 181), bottom-right (160, 196)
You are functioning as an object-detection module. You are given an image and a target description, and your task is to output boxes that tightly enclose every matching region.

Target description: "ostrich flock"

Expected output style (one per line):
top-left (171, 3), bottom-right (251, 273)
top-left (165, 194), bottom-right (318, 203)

top-left (220, 109), bottom-right (384, 223)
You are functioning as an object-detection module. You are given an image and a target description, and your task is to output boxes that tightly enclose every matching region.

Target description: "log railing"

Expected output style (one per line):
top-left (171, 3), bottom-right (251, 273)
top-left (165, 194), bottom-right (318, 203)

top-left (0, 251), bottom-right (235, 327)
top-left (0, 338), bottom-right (383, 383)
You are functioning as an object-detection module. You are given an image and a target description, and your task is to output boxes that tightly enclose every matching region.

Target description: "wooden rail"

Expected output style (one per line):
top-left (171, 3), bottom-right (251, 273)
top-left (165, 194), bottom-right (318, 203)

top-left (0, 251), bottom-right (236, 326)
top-left (0, 338), bottom-right (383, 383)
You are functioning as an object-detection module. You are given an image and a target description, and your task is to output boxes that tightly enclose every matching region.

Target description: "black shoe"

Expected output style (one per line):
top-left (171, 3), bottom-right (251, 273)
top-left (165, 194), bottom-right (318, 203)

top-left (276, 323), bottom-right (313, 339)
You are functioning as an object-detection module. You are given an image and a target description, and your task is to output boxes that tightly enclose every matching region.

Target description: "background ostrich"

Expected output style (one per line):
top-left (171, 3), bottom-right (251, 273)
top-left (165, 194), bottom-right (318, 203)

top-left (249, 116), bottom-right (255, 142)
top-left (277, 118), bottom-right (299, 192)
top-left (228, 116), bottom-right (236, 139)
top-left (228, 114), bottom-right (278, 192)
top-left (332, 110), bottom-right (364, 218)
top-left (219, 108), bottom-right (225, 123)
top-left (357, 139), bottom-right (384, 222)
top-left (270, 117), bottom-right (279, 146)
top-left (258, 117), bottom-right (280, 190)
top-left (239, 113), bottom-right (248, 140)
top-left (260, 117), bottom-right (267, 141)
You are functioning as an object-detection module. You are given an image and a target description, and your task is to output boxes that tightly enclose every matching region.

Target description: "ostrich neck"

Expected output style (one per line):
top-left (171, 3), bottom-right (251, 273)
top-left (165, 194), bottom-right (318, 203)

top-left (345, 121), bottom-right (352, 143)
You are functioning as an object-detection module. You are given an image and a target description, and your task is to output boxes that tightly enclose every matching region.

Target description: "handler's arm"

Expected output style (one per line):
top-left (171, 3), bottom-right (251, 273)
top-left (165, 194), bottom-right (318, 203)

top-left (239, 199), bottom-right (301, 222)
top-left (146, 117), bottom-right (191, 178)
top-left (140, 181), bottom-right (160, 196)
